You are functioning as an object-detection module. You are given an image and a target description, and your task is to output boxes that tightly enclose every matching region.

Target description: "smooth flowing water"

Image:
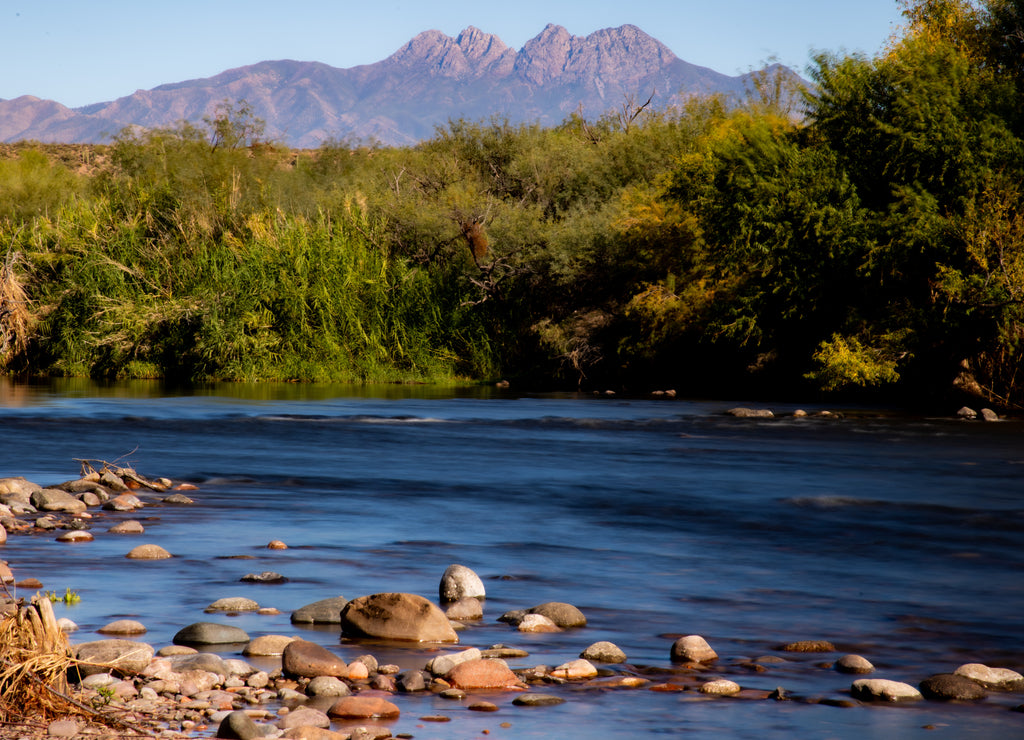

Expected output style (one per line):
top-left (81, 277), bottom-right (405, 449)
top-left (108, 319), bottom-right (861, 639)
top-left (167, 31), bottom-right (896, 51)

top-left (1, 379), bottom-right (1022, 739)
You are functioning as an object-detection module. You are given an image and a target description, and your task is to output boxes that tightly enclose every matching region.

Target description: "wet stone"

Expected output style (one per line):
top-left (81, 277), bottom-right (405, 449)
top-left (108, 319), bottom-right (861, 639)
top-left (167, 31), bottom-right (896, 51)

top-left (670, 635), bottom-right (718, 663)
top-left (835, 654), bottom-right (874, 674)
top-left (240, 571), bottom-right (287, 583)
top-left (851, 678), bottom-right (922, 702)
top-left (780, 640), bottom-right (836, 653)
top-left (207, 597), bottom-right (261, 612)
top-left (290, 596), bottom-right (348, 624)
top-left (439, 563), bottom-right (486, 602)
top-left (920, 673), bottom-right (988, 701)
top-left (581, 641), bottom-right (627, 663)
top-left (126, 544), bottom-right (172, 559)
top-left (513, 693), bottom-right (566, 706)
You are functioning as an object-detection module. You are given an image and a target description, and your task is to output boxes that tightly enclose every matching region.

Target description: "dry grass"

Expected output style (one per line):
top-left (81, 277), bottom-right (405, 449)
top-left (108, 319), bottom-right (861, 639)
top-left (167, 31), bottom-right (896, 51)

top-left (0, 250), bottom-right (30, 367)
top-left (0, 595), bottom-right (77, 721)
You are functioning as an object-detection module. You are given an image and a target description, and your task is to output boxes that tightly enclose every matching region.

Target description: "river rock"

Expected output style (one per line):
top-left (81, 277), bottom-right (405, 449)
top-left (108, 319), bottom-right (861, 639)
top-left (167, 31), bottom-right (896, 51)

top-left (56, 530), bottom-right (93, 543)
top-left (306, 676), bottom-right (351, 697)
top-left (168, 652), bottom-right (231, 677)
top-left (446, 658), bottom-right (521, 690)
top-left (347, 661), bottom-right (370, 680)
top-left (283, 639), bottom-right (348, 678)
top-left (439, 564), bottom-right (486, 602)
top-left (727, 407), bottom-right (774, 418)
top-left (341, 592), bottom-right (458, 643)
top-left (954, 663), bottom-right (1024, 689)
top-left (0, 561), bottom-right (13, 584)
top-left (243, 634), bottom-right (295, 657)
top-left (207, 597), bottom-right (260, 612)
top-left (282, 729), bottom-right (349, 740)
top-left (445, 596), bottom-right (483, 620)
top-left (98, 619), bottom-right (147, 635)
top-left (835, 654), bottom-right (874, 674)
top-left (780, 640), bottom-right (836, 653)
top-left (920, 673), bottom-right (988, 701)
top-left (670, 635), bottom-right (718, 663)
top-left (31, 488), bottom-right (87, 514)
top-left (240, 570), bottom-right (287, 583)
top-left (173, 622), bottom-right (250, 646)
top-left (162, 493), bottom-right (194, 504)
top-left (701, 679), bottom-right (741, 695)
top-left (550, 658), bottom-right (598, 679)
top-left (290, 596), bottom-right (348, 624)
top-left (396, 669), bottom-right (430, 692)
top-left (126, 544), bottom-right (172, 559)
top-left (109, 520), bottom-right (145, 534)
top-left (215, 710), bottom-right (259, 739)
top-left (527, 602), bottom-right (586, 628)
top-left (518, 613), bottom-right (561, 633)
top-left (75, 639), bottom-right (155, 677)
top-left (427, 647), bottom-right (482, 677)
top-left (0, 477), bottom-right (41, 497)
top-left (851, 678), bottom-right (923, 702)
top-left (327, 696), bottom-right (400, 719)
top-left (103, 493), bottom-right (143, 511)
top-left (957, 406), bottom-right (978, 419)
top-left (581, 641), bottom-right (627, 663)
top-left (513, 693), bottom-right (565, 706)
top-left (277, 707), bottom-right (332, 730)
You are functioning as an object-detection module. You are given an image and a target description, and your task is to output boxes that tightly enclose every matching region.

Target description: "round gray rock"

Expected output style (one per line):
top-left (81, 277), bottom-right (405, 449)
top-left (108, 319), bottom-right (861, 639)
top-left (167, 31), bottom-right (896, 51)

top-left (215, 710), bottom-right (259, 739)
top-left (920, 673), bottom-right (988, 701)
top-left (305, 675), bottom-right (351, 697)
top-left (439, 564), bottom-right (486, 602)
top-left (581, 641), bottom-right (626, 663)
top-left (527, 602), bottom-right (586, 628)
top-left (173, 622), bottom-right (250, 646)
top-left (290, 595), bottom-right (348, 624)
top-left (276, 706), bottom-right (331, 730)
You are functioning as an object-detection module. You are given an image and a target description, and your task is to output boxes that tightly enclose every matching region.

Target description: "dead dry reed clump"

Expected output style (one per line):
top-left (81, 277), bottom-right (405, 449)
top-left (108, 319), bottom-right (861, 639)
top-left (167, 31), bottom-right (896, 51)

top-left (0, 250), bottom-right (31, 367)
top-left (0, 593), bottom-right (159, 738)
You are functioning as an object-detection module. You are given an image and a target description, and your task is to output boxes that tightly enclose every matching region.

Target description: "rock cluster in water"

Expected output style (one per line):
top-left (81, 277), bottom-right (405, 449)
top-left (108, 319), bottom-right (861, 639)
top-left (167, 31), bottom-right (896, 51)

top-left (2, 470), bottom-right (1023, 739)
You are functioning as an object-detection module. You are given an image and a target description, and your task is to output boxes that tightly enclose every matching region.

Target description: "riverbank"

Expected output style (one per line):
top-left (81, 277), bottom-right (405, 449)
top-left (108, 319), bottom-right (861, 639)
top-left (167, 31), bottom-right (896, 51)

top-left (3, 447), bottom-right (1024, 740)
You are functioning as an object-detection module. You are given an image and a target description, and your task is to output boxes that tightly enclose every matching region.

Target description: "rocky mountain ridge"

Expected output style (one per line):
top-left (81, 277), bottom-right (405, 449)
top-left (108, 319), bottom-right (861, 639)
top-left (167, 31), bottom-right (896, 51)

top-left (0, 24), bottom-right (787, 147)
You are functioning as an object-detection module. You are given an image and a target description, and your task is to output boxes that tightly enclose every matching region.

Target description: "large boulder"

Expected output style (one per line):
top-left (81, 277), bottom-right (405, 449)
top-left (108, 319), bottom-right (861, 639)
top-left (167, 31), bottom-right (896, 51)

top-left (340, 593), bottom-right (458, 643)
top-left (439, 564), bottom-right (486, 602)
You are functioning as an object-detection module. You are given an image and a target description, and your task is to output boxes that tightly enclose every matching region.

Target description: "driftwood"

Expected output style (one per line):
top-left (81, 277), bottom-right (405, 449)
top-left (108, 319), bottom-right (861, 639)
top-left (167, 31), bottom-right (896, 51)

top-left (72, 450), bottom-right (169, 492)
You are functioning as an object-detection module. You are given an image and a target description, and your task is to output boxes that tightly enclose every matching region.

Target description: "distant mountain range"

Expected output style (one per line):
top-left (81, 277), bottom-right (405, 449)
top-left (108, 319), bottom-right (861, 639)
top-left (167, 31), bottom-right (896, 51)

top-left (0, 24), bottom-right (794, 148)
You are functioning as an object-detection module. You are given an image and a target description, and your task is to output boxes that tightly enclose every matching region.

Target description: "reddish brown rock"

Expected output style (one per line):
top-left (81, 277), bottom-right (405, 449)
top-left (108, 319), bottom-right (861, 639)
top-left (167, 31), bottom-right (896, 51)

top-left (327, 695), bottom-right (400, 719)
top-left (446, 658), bottom-right (521, 690)
top-left (282, 639), bottom-right (348, 679)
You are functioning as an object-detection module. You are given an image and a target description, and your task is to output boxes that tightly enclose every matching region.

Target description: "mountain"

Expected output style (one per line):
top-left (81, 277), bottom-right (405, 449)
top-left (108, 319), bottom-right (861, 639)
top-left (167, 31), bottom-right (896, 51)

top-left (0, 24), bottom-right (786, 148)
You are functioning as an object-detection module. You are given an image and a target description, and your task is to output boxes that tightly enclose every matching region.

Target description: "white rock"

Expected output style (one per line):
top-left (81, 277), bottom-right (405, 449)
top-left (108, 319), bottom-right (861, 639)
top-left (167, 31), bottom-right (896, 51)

top-left (954, 663), bottom-right (1023, 688)
top-left (700, 679), bottom-right (741, 695)
top-left (851, 678), bottom-right (922, 702)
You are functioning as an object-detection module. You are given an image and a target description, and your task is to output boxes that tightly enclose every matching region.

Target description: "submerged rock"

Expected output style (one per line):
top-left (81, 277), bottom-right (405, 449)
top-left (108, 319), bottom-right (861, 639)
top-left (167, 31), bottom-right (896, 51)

top-left (526, 601), bottom-right (586, 628)
top-left (173, 622), bottom-right (250, 646)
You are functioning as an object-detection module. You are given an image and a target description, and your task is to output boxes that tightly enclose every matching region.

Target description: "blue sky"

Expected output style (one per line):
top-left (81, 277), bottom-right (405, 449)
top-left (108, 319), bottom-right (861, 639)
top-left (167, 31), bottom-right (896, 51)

top-left (2, 0), bottom-right (906, 108)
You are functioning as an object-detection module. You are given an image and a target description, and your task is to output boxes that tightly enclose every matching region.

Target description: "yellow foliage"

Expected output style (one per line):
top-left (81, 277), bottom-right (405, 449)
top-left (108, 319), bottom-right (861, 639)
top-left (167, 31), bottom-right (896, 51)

top-left (806, 334), bottom-right (901, 390)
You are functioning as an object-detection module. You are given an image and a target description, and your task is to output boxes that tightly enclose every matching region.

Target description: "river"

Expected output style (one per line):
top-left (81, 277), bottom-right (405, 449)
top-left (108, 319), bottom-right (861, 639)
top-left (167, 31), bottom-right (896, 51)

top-left (1, 379), bottom-right (1022, 739)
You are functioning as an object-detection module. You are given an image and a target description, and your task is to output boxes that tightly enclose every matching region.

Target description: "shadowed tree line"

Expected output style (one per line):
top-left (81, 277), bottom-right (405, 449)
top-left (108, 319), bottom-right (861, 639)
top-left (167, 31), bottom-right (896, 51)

top-left (1, 0), bottom-right (1021, 407)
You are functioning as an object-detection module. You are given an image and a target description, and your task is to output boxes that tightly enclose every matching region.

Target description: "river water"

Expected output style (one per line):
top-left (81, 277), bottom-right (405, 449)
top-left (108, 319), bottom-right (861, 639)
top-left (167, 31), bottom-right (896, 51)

top-left (1, 379), bottom-right (1022, 739)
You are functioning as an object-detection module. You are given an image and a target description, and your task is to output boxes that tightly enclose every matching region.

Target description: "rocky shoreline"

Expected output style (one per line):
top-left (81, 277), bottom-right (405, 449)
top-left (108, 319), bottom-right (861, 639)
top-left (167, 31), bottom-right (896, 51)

top-left (2, 466), bottom-right (1023, 739)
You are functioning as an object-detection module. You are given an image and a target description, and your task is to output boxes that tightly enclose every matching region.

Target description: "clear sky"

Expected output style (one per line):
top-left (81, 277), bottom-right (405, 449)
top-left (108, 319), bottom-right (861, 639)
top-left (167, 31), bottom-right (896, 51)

top-left (1, 0), bottom-right (906, 108)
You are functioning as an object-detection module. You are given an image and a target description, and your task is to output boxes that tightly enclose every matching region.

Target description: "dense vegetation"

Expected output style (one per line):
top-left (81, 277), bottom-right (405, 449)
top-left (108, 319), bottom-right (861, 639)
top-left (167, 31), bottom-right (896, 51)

top-left (1, 0), bottom-right (1022, 407)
